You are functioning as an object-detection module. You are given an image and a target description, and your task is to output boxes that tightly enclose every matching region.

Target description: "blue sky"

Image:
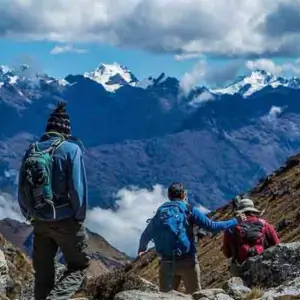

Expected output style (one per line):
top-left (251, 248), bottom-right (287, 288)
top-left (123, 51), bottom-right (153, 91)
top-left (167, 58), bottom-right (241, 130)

top-left (0, 39), bottom-right (200, 80)
top-left (1, 1), bottom-right (300, 87)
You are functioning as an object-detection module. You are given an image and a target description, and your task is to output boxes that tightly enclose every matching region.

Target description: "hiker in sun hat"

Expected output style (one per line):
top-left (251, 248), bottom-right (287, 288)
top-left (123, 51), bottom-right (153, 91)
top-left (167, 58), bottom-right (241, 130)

top-left (18, 102), bottom-right (89, 300)
top-left (222, 197), bottom-right (280, 277)
top-left (138, 182), bottom-right (246, 295)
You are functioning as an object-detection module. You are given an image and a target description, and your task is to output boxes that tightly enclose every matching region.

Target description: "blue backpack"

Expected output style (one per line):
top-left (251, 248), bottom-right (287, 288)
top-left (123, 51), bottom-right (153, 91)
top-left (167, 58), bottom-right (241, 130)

top-left (151, 201), bottom-right (192, 257)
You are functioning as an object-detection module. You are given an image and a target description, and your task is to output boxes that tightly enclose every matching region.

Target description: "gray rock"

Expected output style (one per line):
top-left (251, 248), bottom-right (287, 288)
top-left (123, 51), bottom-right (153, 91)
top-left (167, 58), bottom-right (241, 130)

top-left (223, 277), bottom-right (251, 300)
top-left (260, 276), bottom-right (300, 299)
top-left (0, 249), bottom-right (9, 295)
top-left (242, 242), bottom-right (300, 288)
top-left (139, 278), bottom-right (159, 292)
top-left (18, 263), bottom-right (66, 300)
top-left (192, 289), bottom-right (234, 300)
top-left (114, 290), bottom-right (193, 300)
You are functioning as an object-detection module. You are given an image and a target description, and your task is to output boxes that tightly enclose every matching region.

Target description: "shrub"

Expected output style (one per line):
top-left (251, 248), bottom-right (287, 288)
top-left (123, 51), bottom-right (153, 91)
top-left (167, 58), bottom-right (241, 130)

top-left (87, 269), bottom-right (148, 300)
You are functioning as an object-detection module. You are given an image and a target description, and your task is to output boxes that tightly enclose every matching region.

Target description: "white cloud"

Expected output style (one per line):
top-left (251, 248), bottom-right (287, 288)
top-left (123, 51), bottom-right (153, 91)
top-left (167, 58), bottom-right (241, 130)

top-left (263, 105), bottom-right (284, 122)
top-left (180, 60), bottom-right (206, 94)
top-left (86, 184), bottom-right (166, 257)
top-left (246, 58), bottom-right (300, 76)
top-left (174, 53), bottom-right (203, 61)
top-left (189, 90), bottom-right (216, 107)
top-left (2, 1), bottom-right (300, 58)
top-left (50, 44), bottom-right (88, 55)
top-left (86, 184), bottom-right (211, 257)
top-left (0, 192), bottom-right (24, 222)
top-left (246, 59), bottom-right (283, 75)
top-left (269, 106), bottom-right (283, 119)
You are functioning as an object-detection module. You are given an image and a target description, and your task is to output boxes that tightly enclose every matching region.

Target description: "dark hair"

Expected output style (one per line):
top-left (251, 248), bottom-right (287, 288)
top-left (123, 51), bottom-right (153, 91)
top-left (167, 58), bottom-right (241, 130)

top-left (168, 182), bottom-right (186, 200)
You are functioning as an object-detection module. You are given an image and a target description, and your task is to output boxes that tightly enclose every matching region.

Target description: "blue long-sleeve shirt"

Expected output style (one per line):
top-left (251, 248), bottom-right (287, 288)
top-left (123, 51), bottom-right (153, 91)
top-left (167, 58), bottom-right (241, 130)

top-left (18, 132), bottom-right (88, 222)
top-left (138, 200), bottom-right (238, 257)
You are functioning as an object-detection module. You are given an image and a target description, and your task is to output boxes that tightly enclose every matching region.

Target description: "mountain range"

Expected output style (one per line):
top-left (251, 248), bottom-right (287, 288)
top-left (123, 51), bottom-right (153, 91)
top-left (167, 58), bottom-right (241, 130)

top-left (1, 63), bottom-right (300, 210)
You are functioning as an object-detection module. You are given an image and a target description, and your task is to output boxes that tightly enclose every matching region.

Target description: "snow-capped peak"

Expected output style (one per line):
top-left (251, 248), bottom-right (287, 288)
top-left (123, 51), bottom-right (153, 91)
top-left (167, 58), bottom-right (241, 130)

top-left (211, 70), bottom-right (290, 97)
top-left (84, 62), bottom-right (138, 92)
top-left (0, 65), bottom-right (13, 75)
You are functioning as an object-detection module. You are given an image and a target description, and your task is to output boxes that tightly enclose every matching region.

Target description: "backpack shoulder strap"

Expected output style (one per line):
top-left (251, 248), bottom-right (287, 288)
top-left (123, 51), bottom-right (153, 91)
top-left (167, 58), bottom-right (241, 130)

top-left (45, 138), bottom-right (65, 157)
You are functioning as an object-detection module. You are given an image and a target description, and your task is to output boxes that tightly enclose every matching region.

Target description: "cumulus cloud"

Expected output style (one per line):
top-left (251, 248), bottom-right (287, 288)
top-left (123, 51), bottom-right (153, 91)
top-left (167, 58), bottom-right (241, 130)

top-left (2, 0), bottom-right (300, 58)
top-left (50, 44), bottom-right (88, 55)
top-left (263, 105), bottom-right (284, 122)
top-left (180, 61), bottom-right (206, 94)
top-left (86, 184), bottom-right (210, 257)
top-left (0, 192), bottom-right (24, 222)
top-left (174, 53), bottom-right (203, 61)
top-left (189, 90), bottom-right (216, 107)
top-left (86, 184), bottom-right (166, 257)
top-left (246, 58), bottom-right (300, 76)
top-left (246, 59), bottom-right (283, 75)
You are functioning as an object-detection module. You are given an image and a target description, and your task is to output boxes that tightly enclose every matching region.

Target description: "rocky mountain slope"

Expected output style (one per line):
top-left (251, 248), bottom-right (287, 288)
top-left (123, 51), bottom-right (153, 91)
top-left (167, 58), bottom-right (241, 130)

top-left (0, 218), bottom-right (130, 277)
top-left (2, 64), bottom-right (300, 210)
top-left (0, 233), bottom-right (33, 300)
top-left (3, 150), bottom-right (300, 299)
top-left (126, 152), bottom-right (300, 289)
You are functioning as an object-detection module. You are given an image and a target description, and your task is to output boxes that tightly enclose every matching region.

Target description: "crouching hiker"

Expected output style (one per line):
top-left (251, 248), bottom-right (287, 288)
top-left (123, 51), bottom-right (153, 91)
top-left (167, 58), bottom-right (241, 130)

top-left (222, 198), bottom-right (280, 277)
top-left (18, 102), bottom-right (90, 300)
top-left (137, 182), bottom-right (246, 295)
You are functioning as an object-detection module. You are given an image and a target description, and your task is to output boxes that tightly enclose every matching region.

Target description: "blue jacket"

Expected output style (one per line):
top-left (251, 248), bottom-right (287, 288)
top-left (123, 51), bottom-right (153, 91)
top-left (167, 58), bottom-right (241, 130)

top-left (138, 200), bottom-right (238, 257)
top-left (18, 132), bottom-right (88, 222)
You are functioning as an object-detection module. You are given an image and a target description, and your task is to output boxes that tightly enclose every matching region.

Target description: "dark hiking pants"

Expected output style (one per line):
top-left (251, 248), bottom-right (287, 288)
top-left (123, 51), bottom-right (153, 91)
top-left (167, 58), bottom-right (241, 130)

top-left (159, 255), bottom-right (201, 295)
top-left (32, 218), bottom-right (90, 300)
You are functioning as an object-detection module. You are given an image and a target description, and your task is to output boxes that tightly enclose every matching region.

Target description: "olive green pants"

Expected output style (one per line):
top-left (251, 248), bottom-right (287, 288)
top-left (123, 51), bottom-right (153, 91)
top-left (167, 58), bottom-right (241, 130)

top-left (159, 255), bottom-right (201, 295)
top-left (32, 218), bottom-right (90, 300)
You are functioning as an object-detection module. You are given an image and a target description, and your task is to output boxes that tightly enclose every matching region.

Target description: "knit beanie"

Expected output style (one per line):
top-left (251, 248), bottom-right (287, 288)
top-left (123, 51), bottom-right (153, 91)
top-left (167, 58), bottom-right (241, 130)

top-left (45, 102), bottom-right (71, 136)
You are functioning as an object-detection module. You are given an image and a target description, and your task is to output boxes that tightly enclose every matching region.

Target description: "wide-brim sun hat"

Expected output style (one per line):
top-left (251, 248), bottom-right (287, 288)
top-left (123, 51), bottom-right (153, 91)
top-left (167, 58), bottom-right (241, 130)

top-left (235, 198), bottom-right (260, 214)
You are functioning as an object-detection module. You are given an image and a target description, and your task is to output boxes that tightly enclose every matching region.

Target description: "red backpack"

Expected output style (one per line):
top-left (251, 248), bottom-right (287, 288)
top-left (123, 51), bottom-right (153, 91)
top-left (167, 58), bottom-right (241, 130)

top-left (233, 218), bottom-right (267, 263)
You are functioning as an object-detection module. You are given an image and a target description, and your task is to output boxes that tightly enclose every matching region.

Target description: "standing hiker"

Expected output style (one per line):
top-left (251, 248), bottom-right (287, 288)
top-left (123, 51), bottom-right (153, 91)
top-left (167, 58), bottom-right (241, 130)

top-left (18, 102), bottom-right (90, 300)
top-left (137, 182), bottom-right (246, 295)
top-left (222, 198), bottom-right (280, 277)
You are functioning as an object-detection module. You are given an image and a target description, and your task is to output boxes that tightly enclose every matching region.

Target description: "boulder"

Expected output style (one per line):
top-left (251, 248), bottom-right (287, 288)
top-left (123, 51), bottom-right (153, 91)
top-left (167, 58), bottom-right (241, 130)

top-left (139, 278), bottom-right (159, 292)
top-left (0, 249), bottom-right (9, 295)
top-left (223, 277), bottom-right (251, 300)
top-left (114, 290), bottom-right (193, 300)
top-left (192, 288), bottom-right (234, 300)
top-left (260, 277), bottom-right (300, 299)
top-left (242, 242), bottom-right (300, 288)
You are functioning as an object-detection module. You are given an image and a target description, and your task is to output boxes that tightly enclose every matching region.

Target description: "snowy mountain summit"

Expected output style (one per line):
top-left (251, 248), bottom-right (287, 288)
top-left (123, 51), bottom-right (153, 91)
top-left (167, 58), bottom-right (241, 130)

top-left (84, 63), bottom-right (138, 92)
top-left (211, 70), bottom-right (300, 97)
